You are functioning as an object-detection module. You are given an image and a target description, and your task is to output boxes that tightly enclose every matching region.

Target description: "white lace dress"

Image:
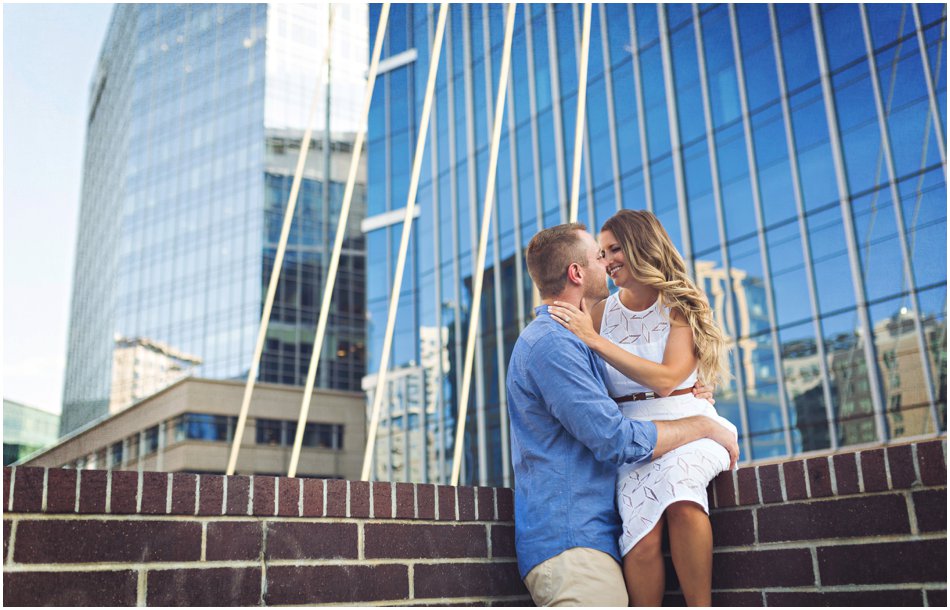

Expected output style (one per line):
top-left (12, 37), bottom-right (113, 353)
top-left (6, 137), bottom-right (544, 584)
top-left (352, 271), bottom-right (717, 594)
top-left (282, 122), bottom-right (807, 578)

top-left (600, 291), bottom-right (737, 557)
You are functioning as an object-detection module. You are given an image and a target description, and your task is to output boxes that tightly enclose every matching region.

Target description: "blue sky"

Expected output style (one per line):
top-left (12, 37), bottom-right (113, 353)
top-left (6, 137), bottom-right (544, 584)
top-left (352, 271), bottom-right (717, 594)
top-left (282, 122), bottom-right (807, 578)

top-left (4, 3), bottom-right (114, 414)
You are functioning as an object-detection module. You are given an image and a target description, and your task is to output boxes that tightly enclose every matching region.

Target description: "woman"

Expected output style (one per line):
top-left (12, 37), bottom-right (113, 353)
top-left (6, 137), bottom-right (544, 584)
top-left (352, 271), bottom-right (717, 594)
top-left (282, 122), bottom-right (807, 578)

top-left (549, 209), bottom-right (736, 607)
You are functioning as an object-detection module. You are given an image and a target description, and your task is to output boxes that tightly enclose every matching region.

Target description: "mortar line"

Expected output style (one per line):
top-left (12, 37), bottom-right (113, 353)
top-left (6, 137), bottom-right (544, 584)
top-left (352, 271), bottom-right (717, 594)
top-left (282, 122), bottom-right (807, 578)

top-left (7, 467), bottom-right (15, 512)
top-left (41, 468), bottom-right (49, 512)
top-left (106, 470), bottom-right (113, 513)
top-left (5, 520), bottom-right (18, 566)
top-left (137, 568), bottom-right (147, 607)
top-left (248, 475), bottom-right (254, 516)
top-left (75, 469), bottom-right (81, 513)
top-left (136, 470), bottom-right (144, 513)
top-left (222, 476), bottom-right (228, 515)
top-left (165, 473), bottom-right (173, 514)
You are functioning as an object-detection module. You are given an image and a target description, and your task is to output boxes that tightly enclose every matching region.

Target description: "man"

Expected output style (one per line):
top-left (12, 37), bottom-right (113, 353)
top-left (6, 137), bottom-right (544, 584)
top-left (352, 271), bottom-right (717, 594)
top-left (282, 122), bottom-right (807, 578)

top-left (506, 223), bottom-right (739, 606)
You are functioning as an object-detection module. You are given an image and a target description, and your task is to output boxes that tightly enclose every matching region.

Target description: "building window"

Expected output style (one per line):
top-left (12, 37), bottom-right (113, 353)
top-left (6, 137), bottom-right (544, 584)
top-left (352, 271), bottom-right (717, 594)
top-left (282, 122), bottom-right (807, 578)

top-left (254, 419), bottom-right (344, 450)
top-left (143, 426), bottom-right (159, 455)
top-left (173, 413), bottom-right (235, 442)
top-left (256, 419), bottom-right (284, 446)
top-left (110, 441), bottom-right (123, 468)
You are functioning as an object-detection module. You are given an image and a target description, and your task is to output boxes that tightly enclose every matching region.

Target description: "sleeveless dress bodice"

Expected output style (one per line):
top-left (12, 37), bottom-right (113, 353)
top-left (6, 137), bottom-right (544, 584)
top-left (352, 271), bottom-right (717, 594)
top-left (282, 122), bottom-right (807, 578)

top-left (600, 291), bottom-right (697, 397)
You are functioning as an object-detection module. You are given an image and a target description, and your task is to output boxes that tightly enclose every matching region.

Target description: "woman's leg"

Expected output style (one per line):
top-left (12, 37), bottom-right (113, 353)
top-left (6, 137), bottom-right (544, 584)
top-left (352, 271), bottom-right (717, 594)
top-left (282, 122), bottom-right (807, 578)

top-left (665, 501), bottom-right (713, 606)
top-left (622, 515), bottom-right (666, 606)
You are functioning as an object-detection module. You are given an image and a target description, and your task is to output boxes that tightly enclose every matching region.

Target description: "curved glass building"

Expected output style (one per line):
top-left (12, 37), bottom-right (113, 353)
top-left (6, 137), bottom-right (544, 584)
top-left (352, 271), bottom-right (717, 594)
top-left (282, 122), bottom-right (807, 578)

top-left (364, 3), bottom-right (947, 486)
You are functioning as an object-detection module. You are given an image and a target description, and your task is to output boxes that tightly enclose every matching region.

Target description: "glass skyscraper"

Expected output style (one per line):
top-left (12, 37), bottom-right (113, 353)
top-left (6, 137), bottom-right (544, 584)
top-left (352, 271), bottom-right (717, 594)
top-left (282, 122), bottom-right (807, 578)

top-left (62, 4), bottom-right (369, 435)
top-left (364, 3), bottom-right (946, 487)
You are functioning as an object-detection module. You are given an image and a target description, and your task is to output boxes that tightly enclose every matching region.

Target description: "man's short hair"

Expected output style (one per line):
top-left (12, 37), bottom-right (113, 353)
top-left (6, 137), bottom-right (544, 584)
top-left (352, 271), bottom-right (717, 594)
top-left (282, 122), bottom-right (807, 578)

top-left (526, 223), bottom-right (588, 298)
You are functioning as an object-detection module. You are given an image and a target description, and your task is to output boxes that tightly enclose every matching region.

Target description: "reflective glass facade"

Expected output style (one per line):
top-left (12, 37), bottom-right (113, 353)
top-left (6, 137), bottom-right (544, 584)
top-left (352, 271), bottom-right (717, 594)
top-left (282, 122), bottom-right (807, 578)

top-left (63, 4), bottom-right (368, 435)
top-left (365, 3), bottom-right (947, 486)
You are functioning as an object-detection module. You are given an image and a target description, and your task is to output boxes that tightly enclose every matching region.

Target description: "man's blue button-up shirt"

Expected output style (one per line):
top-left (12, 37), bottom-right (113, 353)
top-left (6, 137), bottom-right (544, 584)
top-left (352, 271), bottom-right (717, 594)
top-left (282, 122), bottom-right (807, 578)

top-left (506, 306), bottom-right (658, 579)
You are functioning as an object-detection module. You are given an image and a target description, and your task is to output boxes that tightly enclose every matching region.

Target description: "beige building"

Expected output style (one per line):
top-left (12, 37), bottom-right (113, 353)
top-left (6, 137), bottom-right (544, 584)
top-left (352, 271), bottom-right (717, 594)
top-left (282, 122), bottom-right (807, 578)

top-left (110, 336), bottom-right (202, 414)
top-left (22, 377), bottom-right (366, 479)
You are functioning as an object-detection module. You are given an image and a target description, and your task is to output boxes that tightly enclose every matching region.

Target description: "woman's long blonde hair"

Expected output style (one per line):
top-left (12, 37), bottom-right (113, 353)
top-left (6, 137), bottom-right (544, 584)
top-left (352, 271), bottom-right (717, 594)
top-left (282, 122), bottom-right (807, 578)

top-left (602, 209), bottom-right (730, 386)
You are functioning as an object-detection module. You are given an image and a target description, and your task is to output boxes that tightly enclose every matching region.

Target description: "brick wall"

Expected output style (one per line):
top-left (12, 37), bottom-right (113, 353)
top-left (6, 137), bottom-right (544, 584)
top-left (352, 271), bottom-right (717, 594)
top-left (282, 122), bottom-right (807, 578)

top-left (2, 470), bottom-right (527, 606)
top-left (3, 438), bottom-right (946, 606)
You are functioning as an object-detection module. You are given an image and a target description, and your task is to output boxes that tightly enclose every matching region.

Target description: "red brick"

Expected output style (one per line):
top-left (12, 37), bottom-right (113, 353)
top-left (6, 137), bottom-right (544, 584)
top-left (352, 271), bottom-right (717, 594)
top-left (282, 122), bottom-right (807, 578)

top-left (278, 477), bottom-right (300, 517)
top-left (324, 479), bottom-right (346, 517)
top-left (927, 589), bottom-right (947, 607)
top-left (266, 565), bottom-right (408, 604)
top-left (4, 468), bottom-right (11, 510)
top-left (350, 481), bottom-right (370, 518)
top-left (713, 471), bottom-right (737, 508)
top-left (477, 487), bottom-right (495, 520)
top-left (417, 484), bottom-right (435, 519)
top-left (302, 478), bottom-right (324, 517)
top-left (766, 590), bottom-right (923, 606)
top-left (758, 494), bottom-right (909, 542)
top-left (12, 467), bottom-right (44, 512)
top-left (496, 487), bottom-right (514, 521)
top-left (458, 486), bottom-right (476, 520)
top-left (110, 471), bottom-right (138, 514)
top-left (818, 539), bottom-right (946, 585)
top-left (170, 473), bottom-right (196, 515)
top-left (438, 485), bottom-right (456, 520)
top-left (253, 476), bottom-right (276, 516)
top-left (4, 521), bottom-right (10, 560)
top-left (207, 521), bottom-right (262, 561)
top-left (782, 460), bottom-right (807, 500)
top-left (3, 570), bottom-right (137, 606)
top-left (664, 592), bottom-right (762, 606)
top-left (78, 470), bottom-right (108, 514)
top-left (414, 562), bottom-right (527, 599)
top-left (491, 524), bottom-right (516, 558)
top-left (886, 444), bottom-right (917, 489)
top-left (913, 489), bottom-right (946, 532)
top-left (711, 508), bottom-right (755, 547)
top-left (198, 474), bottom-right (224, 515)
top-left (860, 448), bottom-right (888, 492)
top-left (148, 568), bottom-right (261, 606)
top-left (141, 472), bottom-right (168, 514)
top-left (226, 475), bottom-right (250, 516)
top-left (737, 467), bottom-right (759, 505)
top-left (373, 482), bottom-right (392, 518)
top-left (14, 520), bottom-right (201, 563)
top-left (713, 548), bottom-right (814, 588)
top-left (757, 464), bottom-right (783, 503)
top-left (806, 457), bottom-right (832, 498)
top-left (265, 522), bottom-right (358, 560)
top-left (832, 453), bottom-right (860, 495)
top-left (46, 469), bottom-right (77, 513)
top-left (364, 523), bottom-right (487, 559)
top-left (396, 482), bottom-right (416, 519)
top-left (916, 440), bottom-right (946, 486)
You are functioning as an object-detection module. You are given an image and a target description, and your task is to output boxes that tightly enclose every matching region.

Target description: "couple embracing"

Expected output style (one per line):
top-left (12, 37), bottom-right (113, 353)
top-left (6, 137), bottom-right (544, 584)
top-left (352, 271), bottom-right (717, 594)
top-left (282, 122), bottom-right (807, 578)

top-left (506, 209), bottom-right (739, 607)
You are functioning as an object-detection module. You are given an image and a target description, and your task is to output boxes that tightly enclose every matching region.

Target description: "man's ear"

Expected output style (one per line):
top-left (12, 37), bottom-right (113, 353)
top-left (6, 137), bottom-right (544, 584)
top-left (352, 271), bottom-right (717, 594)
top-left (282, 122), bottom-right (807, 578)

top-left (566, 262), bottom-right (583, 286)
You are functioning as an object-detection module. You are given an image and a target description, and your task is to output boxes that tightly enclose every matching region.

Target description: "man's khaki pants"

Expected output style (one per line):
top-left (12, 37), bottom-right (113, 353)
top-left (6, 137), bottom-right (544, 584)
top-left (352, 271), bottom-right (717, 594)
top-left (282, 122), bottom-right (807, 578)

top-left (523, 547), bottom-right (628, 607)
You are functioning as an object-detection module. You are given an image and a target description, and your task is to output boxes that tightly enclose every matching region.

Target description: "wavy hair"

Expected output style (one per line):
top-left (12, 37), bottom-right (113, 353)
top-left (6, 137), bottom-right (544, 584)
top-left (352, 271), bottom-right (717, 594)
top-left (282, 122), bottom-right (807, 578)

top-left (601, 209), bottom-right (730, 385)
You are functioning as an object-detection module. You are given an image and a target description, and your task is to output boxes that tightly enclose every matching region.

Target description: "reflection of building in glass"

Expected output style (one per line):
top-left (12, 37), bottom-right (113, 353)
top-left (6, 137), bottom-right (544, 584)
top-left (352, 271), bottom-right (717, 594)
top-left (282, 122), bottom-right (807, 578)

top-left (62, 5), bottom-right (368, 437)
top-left (363, 326), bottom-right (451, 482)
top-left (110, 336), bottom-right (202, 413)
top-left (3, 400), bottom-right (60, 466)
top-left (366, 4), bottom-right (946, 486)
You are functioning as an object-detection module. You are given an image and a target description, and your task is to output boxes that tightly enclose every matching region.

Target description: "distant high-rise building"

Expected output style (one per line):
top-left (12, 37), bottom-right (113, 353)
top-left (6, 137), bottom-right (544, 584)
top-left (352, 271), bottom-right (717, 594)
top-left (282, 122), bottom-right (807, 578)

top-left (3, 400), bottom-right (60, 466)
top-left (62, 4), bottom-right (369, 436)
top-left (364, 4), bottom-right (946, 486)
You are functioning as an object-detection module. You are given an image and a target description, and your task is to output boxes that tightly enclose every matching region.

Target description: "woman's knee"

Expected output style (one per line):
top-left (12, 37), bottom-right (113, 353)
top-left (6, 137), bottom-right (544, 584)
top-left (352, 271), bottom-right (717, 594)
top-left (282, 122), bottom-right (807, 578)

top-left (664, 500), bottom-right (704, 524)
top-left (626, 522), bottom-right (664, 562)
